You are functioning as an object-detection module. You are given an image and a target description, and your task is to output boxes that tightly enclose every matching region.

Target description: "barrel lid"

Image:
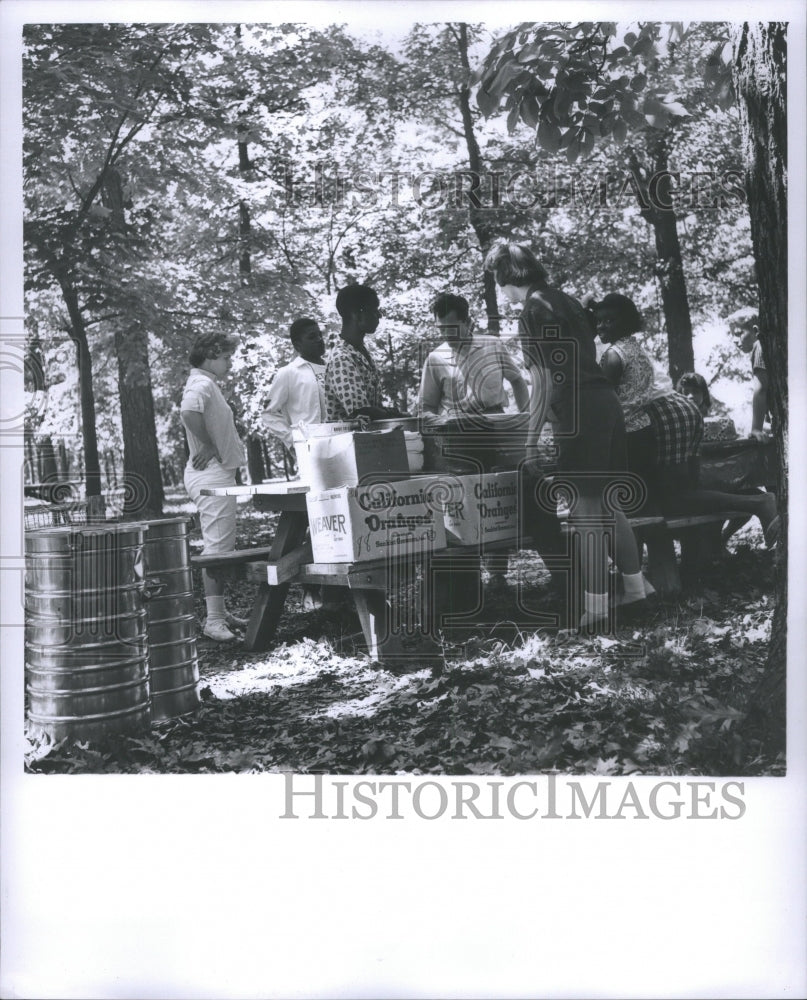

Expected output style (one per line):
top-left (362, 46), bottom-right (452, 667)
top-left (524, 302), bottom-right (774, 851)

top-left (25, 523), bottom-right (146, 537)
top-left (137, 515), bottom-right (193, 531)
top-left (24, 524), bottom-right (147, 552)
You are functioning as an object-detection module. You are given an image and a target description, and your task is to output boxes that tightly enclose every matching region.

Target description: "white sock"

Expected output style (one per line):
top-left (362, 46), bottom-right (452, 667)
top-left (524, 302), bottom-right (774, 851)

top-left (622, 572), bottom-right (646, 604)
top-left (206, 595), bottom-right (226, 622)
top-left (579, 591), bottom-right (608, 626)
top-left (585, 592), bottom-right (608, 616)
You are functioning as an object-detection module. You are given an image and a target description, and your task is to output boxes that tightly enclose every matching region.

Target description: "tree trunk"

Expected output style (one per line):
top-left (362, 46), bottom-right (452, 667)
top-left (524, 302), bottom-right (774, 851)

top-left (238, 199), bottom-right (252, 281)
top-left (731, 22), bottom-right (787, 760)
top-left (37, 435), bottom-right (58, 484)
top-left (629, 141), bottom-right (695, 383)
top-left (60, 276), bottom-right (104, 516)
top-left (246, 435), bottom-right (266, 484)
top-left (457, 23), bottom-right (500, 335)
top-left (114, 323), bottom-right (165, 519)
top-left (24, 436), bottom-right (37, 483)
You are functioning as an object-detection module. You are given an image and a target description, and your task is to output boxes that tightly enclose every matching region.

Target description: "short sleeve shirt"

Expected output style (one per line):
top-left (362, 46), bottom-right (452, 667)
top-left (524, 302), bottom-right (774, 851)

top-left (324, 339), bottom-right (382, 421)
top-left (599, 337), bottom-right (673, 432)
top-left (181, 368), bottom-right (246, 470)
top-left (418, 336), bottom-right (522, 417)
top-left (751, 339), bottom-right (766, 373)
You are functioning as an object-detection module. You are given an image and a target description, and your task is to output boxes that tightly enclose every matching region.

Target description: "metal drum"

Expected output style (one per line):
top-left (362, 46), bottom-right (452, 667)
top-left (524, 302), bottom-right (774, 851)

top-left (141, 517), bottom-right (200, 721)
top-left (25, 523), bottom-right (151, 740)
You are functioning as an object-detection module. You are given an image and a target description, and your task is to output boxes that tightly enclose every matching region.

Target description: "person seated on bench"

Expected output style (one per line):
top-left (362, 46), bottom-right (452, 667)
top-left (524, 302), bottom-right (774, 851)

top-left (592, 295), bottom-right (780, 548)
top-left (677, 371), bottom-right (777, 547)
top-left (181, 332), bottom-right (247, 642)
top-left (675, 371), bottom-right (736, 441)
top-left (485, 244), bottom-right (649, 632)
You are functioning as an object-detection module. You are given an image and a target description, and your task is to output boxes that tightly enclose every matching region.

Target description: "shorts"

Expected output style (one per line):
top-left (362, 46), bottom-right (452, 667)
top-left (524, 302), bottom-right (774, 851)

top-left (184, 462), bottom-right (237, 555)
top-left (550, 387), bottom-right (628, 499)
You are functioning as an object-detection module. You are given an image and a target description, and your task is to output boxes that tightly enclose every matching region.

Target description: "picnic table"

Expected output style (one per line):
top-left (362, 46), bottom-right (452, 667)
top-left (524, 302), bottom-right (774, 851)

top-left (198, 478), bottom-right (488, 661)
top-left (198, 431), bottom-right (778, 660)
top-left (198, 480), bottom-right (312, 652)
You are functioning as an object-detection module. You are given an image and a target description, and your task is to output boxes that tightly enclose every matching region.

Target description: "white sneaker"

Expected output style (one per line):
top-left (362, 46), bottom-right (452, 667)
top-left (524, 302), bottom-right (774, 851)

top-left (203, 619), bottom-right (238, 642)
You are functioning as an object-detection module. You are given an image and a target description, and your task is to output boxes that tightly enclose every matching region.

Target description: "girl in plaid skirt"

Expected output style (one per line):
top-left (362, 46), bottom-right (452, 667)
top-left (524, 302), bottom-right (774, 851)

top-left (593, 295), bottom-right (780, 547)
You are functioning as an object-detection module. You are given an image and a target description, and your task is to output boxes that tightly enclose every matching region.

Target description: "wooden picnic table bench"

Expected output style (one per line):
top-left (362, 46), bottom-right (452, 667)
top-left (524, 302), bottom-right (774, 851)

top-left (196, 480), bottom-right (311, 652)
top-left (197, 475), bottom-right (765, 661)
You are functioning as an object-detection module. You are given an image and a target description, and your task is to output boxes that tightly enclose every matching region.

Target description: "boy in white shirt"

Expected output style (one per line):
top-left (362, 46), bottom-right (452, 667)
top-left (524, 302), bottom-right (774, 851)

top-left (181, 333), bottom-right (246, 642)
top-left (262, 318), bottom-right (326, 458)
top-left (262, 318), bottom-right (328, 611)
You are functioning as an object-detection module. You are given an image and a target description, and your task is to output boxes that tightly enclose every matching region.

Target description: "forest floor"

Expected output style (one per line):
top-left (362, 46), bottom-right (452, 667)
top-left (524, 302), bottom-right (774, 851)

top-left (24, 493), bottom-right (785, 777)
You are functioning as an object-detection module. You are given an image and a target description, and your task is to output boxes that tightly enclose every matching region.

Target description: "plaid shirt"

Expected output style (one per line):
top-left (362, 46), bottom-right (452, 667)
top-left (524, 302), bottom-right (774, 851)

top-left (645, 392), bottom-right (704, 466)
top-left (324, 338), bottom-right (383, 421)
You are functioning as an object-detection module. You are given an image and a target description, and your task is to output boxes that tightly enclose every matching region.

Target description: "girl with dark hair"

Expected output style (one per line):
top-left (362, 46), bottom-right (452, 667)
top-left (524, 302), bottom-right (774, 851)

top-left (592, 296), bottom-right (780, 547)
top-left (593, 293), bottom-right (699, 508)
top-left (676, 372), bottom-right (711, 417)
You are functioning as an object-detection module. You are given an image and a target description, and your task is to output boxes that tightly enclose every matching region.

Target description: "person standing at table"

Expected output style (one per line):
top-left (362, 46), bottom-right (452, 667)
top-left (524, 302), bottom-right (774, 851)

top-left (262, 318), bottom-right (331, 611)
top-left (417, 292), bottom-right (530, 419)
top-left (418, 291), bottom-right (531, 593)
top-left (262, 317), bottom-right (327, 459)
top-left (181, 333), bottom-right (247, 642)
top-left (484, 243), bottom-right (648, 632)
top-left (324, 283), bottom-right (401, 421)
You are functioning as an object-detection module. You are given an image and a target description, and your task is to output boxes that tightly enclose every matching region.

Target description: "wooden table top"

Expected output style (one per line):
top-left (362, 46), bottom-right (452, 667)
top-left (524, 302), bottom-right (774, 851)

top-left (200, 478), bottom-right (311, 497)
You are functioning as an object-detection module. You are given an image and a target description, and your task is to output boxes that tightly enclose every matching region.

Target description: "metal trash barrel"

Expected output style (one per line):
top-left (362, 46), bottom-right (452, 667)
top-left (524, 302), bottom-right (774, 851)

top-left (141, 517), bottom-right (200, 721)
top-left (25, 523), bottom-right (151, 740)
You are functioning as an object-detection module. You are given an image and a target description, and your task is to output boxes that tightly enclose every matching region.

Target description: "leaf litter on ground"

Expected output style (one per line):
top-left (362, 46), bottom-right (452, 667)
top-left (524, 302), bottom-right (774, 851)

top-left (24, 501), bottom-right (782, 776)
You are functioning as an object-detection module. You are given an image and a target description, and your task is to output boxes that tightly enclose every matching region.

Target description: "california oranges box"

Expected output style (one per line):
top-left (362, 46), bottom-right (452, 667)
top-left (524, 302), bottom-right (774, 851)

top-left (306, 479), bottom-right (447, 564)
top-left (413, 471), bottom-right (520, 547)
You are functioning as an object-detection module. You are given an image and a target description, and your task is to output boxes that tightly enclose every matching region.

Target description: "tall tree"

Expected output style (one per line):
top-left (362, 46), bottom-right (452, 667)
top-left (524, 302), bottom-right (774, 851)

top-left (730, 22), bottom-right (787, 757)
top-left (472, 21), bottom-right (733, 380)
top-left (23, 24), bottom-right (205, 516)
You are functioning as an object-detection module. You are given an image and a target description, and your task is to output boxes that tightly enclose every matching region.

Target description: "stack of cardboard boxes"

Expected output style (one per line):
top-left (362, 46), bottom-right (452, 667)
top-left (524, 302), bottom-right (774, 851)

top-left (300, 425), bottom-right (521, 565)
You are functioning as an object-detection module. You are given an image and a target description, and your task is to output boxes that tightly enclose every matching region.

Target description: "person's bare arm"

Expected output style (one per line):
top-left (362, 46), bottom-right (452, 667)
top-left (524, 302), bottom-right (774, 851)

top-left (751, 370), bottom-right (769, 437)
top-left (599, 348), bottom-right (624, 388)
top-left (524, 365), bottom-right (553, 463)
top-left (417, 357), bottom-right (442, 417)
top-left (181, 410), bottom-right (219, 469)
top-left (509, 373), bottom-right (530, 413)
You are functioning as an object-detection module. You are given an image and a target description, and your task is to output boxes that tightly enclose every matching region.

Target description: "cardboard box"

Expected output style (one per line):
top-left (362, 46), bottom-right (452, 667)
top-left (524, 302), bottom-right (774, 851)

top-left (294, 426), bottom-right (409, 492)
top-left (306, 479), bottom-right (447, 564)
top-left (421, 471), bottom-right (520, 547)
